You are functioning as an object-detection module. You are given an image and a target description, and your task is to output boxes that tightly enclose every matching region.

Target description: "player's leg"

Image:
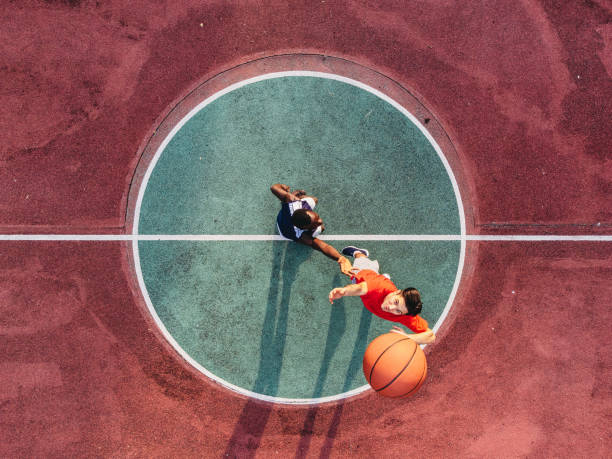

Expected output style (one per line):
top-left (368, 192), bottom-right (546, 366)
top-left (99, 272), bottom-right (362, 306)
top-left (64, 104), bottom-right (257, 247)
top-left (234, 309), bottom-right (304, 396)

top-left (341, 246), bottom-right (380, 274)
top-left (341, 246), bottom-right (369, 258)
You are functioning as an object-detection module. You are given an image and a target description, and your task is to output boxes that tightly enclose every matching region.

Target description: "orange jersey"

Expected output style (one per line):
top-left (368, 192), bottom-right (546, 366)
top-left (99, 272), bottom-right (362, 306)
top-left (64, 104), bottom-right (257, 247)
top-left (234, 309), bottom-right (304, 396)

top-left (354, 270), bottom-right (429, 333)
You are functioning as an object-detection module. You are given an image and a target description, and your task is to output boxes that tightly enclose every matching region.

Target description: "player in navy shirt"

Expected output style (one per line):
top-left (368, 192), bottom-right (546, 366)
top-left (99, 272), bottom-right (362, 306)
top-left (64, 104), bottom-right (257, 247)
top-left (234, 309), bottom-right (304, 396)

top-left (271, 183), bottom-right (353, 277)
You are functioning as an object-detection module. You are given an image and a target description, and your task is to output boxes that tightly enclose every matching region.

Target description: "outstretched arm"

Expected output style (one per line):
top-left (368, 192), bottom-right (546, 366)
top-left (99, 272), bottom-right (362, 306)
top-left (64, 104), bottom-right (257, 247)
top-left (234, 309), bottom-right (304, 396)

top-left (390, 325), bottom-right (436, 344)
top-left (298, 233), bottom-right (353, 277)
top-left (270, 183), bottom-right (311, 203)
top-left (328, 282), bottom-right (369, 303)
top-left (270, 183), bottom-right (293, 202)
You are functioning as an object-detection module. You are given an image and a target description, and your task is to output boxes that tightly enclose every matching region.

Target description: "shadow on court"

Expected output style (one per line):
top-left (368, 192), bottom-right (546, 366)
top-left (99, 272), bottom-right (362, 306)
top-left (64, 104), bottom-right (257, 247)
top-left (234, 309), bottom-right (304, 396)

top-left (224, 242), bottom-right (374, 458)
top-left (294, 278), bottom-right (372, 459)
top-left (224, 241), bottom-right (310, 458)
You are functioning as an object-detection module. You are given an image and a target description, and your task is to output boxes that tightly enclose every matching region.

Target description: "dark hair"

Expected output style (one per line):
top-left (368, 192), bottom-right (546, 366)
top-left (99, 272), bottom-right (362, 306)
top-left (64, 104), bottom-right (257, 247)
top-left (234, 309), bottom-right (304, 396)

top-left (402, 287), bottom-right (422, 316)
top-left (291, 209), bottom-right (311, 229)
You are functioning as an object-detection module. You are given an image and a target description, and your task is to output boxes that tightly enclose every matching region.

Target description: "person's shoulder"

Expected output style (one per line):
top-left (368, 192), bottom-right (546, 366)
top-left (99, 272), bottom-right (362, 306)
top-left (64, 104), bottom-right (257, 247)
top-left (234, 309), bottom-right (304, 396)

top-left (276, 206), bottom-right (298, 241)
top-left (277, 201), bottom-right (292, 217)
top-left (357, 270), bottom-right (396, 289)
top-left (302, 197), bottom-right (316, 210)
top-left (355, 269), bottom-right (378, 282)
top-left (400, 314), bottom-right (428, 333)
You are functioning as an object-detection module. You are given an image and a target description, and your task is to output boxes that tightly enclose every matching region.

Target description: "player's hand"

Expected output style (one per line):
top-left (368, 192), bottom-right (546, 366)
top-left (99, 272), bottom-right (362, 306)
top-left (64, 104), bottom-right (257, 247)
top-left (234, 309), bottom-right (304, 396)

top-left (389, 325), bottom-right (408, 336)
top-left (338, 257), bottom-right (353, 277)
top-left (328, 287), bottom-right (346, 304)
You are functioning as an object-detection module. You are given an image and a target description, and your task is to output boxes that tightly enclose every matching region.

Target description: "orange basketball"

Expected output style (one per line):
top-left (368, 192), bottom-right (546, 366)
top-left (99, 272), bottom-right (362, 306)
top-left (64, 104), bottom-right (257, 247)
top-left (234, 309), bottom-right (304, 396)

top-left (363, 332), bottom-right (427, 398)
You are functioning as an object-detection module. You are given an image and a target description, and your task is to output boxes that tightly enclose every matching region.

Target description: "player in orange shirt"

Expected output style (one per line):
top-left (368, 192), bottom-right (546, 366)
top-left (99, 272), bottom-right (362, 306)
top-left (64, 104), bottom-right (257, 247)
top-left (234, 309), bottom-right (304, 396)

top-left (328, 246), bottom-right (436, 344)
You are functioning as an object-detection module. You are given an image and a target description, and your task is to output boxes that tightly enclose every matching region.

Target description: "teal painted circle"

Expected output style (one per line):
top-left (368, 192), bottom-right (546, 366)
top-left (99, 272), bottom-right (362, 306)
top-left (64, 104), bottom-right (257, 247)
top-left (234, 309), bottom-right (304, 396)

top-left (136, 74), bottom-right (462, 401)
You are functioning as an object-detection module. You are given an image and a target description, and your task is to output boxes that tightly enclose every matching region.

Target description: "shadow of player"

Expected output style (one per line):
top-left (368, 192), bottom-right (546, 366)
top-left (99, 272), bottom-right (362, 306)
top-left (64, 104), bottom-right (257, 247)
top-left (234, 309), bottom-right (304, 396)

top-left (224, 240), bottom-right (311, 458)
top-left (294, 278), bottom-right (372, 458)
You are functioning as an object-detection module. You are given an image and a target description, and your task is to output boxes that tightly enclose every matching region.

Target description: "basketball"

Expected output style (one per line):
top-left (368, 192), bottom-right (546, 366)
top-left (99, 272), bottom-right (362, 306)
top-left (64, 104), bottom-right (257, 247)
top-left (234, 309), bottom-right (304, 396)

top-left (363, 332), bottom-right (428, 398)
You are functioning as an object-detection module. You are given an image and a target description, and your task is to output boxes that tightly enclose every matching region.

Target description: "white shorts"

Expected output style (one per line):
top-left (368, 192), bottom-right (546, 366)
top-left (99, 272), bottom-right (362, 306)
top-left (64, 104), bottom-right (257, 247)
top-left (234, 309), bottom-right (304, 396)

top-left (352, 256), bottom-right (380, 274)
top-left (351, 257), bottom-right (391, 282)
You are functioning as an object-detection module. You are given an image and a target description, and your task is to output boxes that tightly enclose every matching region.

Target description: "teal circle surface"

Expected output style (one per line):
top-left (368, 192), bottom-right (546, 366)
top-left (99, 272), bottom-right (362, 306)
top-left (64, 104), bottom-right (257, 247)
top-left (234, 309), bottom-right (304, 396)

top-left (135, 74), bottom-right (463, 402)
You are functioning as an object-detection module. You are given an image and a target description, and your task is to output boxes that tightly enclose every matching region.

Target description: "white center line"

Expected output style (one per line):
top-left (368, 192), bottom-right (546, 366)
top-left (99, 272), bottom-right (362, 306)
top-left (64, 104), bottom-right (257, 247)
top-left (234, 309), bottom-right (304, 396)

top-left (0, 234), bottom-right (610, 241)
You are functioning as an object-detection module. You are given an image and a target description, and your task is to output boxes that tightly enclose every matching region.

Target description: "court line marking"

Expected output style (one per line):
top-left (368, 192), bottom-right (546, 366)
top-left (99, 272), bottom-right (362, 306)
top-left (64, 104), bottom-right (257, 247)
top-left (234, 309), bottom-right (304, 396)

top-left (1, 70), bottom-right (607, 403)
top-left (128, 69), bottom-right (466, 404)
top-left (67, 70), bottom-right (609, 405)
top-left (6, 65), bottom-right (610, 404)
top-left (1, 234), bottom-right (611, 241)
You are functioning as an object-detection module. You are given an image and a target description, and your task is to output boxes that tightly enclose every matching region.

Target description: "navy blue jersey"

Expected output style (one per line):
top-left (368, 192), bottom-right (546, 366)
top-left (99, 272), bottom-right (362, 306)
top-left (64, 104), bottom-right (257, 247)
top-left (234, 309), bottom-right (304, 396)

top-left (276, 198), bottom-right (321, 241)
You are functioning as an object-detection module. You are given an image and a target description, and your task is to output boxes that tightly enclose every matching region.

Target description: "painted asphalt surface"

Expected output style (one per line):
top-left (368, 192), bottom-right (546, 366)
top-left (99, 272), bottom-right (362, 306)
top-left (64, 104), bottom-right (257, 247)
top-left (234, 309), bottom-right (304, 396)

top-left (1, 1), bottom-right (611, 458)
top-left (135, 74), bottom-right (461, 401)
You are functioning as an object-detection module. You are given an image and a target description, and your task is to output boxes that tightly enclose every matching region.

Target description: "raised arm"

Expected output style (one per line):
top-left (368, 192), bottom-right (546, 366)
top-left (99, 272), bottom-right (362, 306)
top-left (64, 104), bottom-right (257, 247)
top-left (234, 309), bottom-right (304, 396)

top-left (270, 183), bottom-right (315, 203)
top-left (298, 233), bottom-right (341, 260)
top-left (390, 325), bottom-right (436, 344)
top-left (298, 233), bottom-right (353, 277)
top-left (328, 281), bottom-right (369, 303)
top-left (270, 183), bottom-right (293, 202)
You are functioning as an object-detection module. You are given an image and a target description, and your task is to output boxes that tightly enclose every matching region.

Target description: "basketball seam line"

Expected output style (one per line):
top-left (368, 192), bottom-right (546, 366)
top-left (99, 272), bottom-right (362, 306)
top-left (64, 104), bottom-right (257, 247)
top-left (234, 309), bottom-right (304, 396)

top-left (374, 341), bottom-right (419, 393)
top-left (368, 337), bottom-right (412, 389)
top-left (395, 363), bottom-right (427, 398)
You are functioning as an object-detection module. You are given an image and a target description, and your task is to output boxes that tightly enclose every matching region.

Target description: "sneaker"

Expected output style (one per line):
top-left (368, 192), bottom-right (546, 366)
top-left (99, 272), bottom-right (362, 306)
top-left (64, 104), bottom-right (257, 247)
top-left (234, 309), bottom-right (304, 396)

top-left (341, 246), bottom-right (369, 258)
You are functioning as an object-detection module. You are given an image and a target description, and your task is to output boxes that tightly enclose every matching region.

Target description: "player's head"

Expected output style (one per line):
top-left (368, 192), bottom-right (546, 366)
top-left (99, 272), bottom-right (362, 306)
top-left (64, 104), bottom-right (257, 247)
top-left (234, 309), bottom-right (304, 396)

top-left (401, 288), bottom-right (423, 316)
top-left (292, 209), bottom-right (323, 231)
top-left (381, 288), bottom-right (422, 316)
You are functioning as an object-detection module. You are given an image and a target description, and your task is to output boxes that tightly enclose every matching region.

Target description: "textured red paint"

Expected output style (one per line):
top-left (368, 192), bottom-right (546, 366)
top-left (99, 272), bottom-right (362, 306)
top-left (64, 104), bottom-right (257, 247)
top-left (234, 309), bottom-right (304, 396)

top-left (1, 0), bottom-right (610, 229)
top-left (0, 242), bottom-right (610, 455)
top-left (1, 0), bottom-right (611, 457)
top-left (124, 53), bottom-right (471, 233)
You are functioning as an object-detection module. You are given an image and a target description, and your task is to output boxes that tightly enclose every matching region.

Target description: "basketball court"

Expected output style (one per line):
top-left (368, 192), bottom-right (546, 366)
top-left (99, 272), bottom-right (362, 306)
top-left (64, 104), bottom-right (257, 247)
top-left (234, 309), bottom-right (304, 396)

top-left (1, 1), bottom-right (610, 457)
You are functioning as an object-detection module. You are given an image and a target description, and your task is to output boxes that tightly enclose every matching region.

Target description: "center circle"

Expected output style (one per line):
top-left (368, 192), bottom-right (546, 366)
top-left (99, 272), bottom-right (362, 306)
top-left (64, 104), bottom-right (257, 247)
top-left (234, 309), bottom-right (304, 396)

top-left (132, 66), bottom-right (464, 404)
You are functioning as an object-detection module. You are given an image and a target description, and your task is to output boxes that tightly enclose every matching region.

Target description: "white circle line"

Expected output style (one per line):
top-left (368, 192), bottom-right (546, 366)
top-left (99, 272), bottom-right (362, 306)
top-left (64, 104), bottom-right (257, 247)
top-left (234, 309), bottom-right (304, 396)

top-left (131, 236), bottom-right (362, 405)
top-left (130, 71), bottom-right (460, 404)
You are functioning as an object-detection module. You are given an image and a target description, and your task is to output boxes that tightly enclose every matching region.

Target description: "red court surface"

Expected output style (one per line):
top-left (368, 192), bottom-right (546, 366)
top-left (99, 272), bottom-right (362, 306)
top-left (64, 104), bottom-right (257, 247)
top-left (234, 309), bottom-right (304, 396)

top-left (1, 1), bottom-right (611, 457)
